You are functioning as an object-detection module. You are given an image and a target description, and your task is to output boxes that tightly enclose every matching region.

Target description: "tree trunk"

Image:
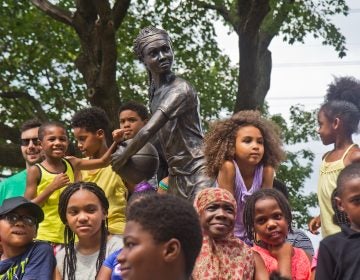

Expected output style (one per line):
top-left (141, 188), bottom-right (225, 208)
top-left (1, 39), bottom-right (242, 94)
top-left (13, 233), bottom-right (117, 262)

top-left (72, 12), bottom-right (121, 130)
top-left (234, 32), bottom-right (271, 112)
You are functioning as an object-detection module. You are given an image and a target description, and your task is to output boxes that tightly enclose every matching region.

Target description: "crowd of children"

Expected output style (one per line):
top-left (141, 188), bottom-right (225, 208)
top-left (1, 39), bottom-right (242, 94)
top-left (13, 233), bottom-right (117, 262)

top-left (1, 25), bottom-right (360, 280)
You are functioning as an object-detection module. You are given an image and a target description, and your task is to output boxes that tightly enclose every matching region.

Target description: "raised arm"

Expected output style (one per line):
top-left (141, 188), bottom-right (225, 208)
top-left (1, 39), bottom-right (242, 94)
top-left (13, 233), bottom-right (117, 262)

top-left (217, 160), bottom-right (236, 195)
top-left (112, 110), bottom-right (168, 168)
top-left (69, 141), bottom-right (118, 171)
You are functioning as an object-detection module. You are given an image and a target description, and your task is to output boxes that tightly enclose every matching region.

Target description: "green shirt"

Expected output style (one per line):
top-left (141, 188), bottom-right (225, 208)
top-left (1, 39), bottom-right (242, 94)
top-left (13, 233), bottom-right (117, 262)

top-left (0, 169), bottom-right (27, 205)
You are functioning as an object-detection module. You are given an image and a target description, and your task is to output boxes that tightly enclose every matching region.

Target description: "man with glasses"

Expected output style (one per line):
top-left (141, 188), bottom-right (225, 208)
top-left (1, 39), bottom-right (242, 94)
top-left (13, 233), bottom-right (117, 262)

top-left (0, 119), bottom-right (42, 205)
top-left (0, 196), bottom-right (56, 278)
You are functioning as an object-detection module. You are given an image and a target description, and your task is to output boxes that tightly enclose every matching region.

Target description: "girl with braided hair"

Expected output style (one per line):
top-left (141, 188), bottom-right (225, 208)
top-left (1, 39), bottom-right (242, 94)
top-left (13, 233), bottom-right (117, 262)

top-left (203, 110), bottom-right (285, 244)
top-left (112, 26), bottom-right (214, 201)
top-left (55, 182), bottom-right (123, 280)
top-left (308, 76), bottom-right (360, 237)
top-left (243, 188), bottom-right (311, 279)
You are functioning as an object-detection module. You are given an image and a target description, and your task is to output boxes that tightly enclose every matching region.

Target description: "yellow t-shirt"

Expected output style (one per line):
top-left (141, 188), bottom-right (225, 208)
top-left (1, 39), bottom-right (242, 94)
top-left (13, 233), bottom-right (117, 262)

top-left (36, 158), bottom-right (74, 243)
top-left (318, 144), bottom-right (356, 237)
top-left (81, 165), bottom-right (128, 235)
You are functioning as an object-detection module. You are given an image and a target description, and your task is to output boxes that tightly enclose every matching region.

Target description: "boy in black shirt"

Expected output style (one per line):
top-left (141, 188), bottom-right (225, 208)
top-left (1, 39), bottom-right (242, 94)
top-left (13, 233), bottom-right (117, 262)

top-left (316, 163), bottom-right (360, 280)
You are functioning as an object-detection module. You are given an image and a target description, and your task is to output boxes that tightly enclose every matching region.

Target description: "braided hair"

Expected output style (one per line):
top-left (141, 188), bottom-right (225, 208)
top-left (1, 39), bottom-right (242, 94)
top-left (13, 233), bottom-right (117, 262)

top-left (243, 188), bottom-right (293, 243)
top-left (58, 181), bottom-right (109, 280)
top-left (331, 188), bottom-right (350, 226)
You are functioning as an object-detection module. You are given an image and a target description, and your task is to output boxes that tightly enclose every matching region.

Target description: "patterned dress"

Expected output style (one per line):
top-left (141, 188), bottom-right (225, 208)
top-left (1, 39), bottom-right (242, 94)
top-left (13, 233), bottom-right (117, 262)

top-left (192, 188), bottom-right (255, 280)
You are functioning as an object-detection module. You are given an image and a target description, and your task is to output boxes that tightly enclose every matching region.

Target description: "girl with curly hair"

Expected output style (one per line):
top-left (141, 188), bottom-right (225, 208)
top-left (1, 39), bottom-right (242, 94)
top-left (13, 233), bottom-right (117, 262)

top-left (203, 110), bottom-right (285, 243)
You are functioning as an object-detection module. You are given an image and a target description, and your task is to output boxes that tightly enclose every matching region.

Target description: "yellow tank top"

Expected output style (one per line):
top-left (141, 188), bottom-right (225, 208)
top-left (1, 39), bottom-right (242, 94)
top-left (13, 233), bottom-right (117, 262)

top-left (318, 144), bottom-right (356, 237)
top-left (81, 165), bottom-right (128, 235)
top-left (36, 158), bottom-right (74, 243)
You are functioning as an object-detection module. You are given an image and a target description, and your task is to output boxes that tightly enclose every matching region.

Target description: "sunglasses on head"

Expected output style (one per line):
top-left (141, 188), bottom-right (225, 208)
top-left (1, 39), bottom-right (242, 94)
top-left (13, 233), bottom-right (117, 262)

top-left (20, 138), bottom-right (39, 146)
top-left (0, 213), bottom-right (37, 226)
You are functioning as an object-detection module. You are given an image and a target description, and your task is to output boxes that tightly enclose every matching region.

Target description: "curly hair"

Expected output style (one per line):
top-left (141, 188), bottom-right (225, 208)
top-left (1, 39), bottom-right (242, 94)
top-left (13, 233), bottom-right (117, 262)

top-left (203, 110), bottom-right (285, 177)
top-left (38, 121), bottom-right (67, 141)
top-left (320, 76), bottom-right (360, 135)
top-left (118, 100), bottom-right (149, 121)
top-left (71, 107), bottom-right (111, 138)
top-left (126, 194), bottom-right (202, 278)
top-left (58, 182), bottom-right (109, 280)
top-left (243, 188), bottom-right (292, 244)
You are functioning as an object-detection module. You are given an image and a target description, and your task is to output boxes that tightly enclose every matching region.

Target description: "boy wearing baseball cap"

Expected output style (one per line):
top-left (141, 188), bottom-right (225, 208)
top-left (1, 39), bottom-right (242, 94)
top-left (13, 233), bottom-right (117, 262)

top-left (0, 196), bottom-right (56, 279)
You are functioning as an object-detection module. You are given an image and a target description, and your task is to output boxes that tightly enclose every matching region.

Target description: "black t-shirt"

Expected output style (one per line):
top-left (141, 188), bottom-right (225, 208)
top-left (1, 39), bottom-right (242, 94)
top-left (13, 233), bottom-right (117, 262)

top-left (316, 225), bottom-right (360, 280)
top-left (0, 241), bottom-right (56, 280)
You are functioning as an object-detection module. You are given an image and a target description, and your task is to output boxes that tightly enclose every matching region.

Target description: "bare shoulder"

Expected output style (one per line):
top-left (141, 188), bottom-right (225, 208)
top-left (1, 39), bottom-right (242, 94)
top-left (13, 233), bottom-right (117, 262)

top-left (263, 165), bottom-right (275, 176)
top-left (347, 145), bottom-right (360, 164)
top-left (219, 160), bottom-right (236, 174)
top-left (27, 164), bottom-right (40, 177)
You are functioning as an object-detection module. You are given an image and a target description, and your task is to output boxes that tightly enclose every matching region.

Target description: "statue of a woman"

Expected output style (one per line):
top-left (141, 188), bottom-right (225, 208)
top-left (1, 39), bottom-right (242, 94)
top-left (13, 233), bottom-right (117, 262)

top-left (112, 26), bottom-right (213, 200)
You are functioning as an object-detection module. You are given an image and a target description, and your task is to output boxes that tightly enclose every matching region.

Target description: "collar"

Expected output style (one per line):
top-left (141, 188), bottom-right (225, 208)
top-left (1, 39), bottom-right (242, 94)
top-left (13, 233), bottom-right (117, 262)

top-left (341, 225), bottom-right (360, 238)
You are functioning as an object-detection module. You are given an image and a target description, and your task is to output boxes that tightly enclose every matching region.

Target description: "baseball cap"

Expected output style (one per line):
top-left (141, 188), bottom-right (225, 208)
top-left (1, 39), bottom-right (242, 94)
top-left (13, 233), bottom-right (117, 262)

top-left (0, 196), bottom-right (44, 223)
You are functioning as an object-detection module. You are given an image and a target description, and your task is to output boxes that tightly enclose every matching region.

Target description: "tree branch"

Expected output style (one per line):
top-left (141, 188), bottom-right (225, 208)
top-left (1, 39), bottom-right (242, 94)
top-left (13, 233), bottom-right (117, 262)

top-left (0, 90), bottom-right (48, 121)
top-left (112, 0), bottom-right (132, 30)
top-left (241, 0), bottom-right (270, 35)
top-left (193, 0), bottom-right (235, 28)
top-left (259, 0), bottom-right (295, 48)
top-left (30, 0), bottom-right (73, 26)
top-left (93, 0), bottom-right (112, 22)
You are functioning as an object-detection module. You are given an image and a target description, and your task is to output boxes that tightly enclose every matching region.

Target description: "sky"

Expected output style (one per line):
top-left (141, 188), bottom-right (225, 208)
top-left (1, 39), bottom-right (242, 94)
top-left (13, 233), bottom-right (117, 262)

top-left (215, 0), bottom-right (360, 249)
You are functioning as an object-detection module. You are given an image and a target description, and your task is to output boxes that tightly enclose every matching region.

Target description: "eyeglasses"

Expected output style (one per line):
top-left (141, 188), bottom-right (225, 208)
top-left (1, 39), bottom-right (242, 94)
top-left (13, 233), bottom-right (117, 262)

top-left (0, 213), bottom-right (37, 226)
top-left (20, 138), bottom-right (39, 146)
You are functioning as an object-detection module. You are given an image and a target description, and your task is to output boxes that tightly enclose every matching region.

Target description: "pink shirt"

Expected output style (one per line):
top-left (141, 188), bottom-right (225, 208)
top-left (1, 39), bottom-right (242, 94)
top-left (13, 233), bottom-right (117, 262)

top-left (253, 244), bottom-right (311, 280)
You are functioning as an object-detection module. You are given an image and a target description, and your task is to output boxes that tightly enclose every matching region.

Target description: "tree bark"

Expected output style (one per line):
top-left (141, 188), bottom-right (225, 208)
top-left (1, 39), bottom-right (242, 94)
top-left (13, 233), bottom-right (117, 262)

top-left (0, 144), bottom-right (25, 168)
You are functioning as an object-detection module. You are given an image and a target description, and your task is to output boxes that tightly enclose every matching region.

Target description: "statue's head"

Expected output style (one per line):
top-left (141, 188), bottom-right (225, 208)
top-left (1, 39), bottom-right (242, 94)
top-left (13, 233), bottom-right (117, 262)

top-left (134, 26), bottom-right (172, 62)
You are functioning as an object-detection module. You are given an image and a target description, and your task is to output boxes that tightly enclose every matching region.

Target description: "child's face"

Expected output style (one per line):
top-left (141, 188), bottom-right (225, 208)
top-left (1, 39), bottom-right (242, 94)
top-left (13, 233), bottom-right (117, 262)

top-left (0, 207), bottom-right (37, 252)
top-left (41, 126), bottom-right (68, 158)
top-left (118, 221), bottom-right (166, 280)
top-left (253, 197), bottom-right (288, 246)
top-left (73, 127), bottom-right (104, 158)
top-left (119, 110), bottom-right (147, 140)
top-left (337, 177), bottom-right (360, 232)
top-left (234, 125), bottom-right (264, 166)
top-left (65, 189), bottom-right (106, 240)
top-left (317, 110), bottom-right (336, 145)
top-left (200, 201), bottom-right (235, 240)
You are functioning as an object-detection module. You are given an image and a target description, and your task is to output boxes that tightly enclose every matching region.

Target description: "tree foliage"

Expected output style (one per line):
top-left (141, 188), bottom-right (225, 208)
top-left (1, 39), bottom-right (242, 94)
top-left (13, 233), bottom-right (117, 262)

top-left (0, 0), bottom-right (236, 168)
top-left (188, 0), bottom-right (348, 111)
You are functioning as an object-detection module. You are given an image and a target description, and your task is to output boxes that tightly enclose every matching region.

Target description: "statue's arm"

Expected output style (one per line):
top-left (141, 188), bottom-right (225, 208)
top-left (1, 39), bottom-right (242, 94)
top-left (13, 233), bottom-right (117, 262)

top-left (112, 110), bottom-right (168, 167)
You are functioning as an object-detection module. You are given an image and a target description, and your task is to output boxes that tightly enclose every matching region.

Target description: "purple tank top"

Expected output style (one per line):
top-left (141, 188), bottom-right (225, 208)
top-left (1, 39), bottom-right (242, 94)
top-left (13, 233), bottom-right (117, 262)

top-left (232, 161), bottom-right (263, 243)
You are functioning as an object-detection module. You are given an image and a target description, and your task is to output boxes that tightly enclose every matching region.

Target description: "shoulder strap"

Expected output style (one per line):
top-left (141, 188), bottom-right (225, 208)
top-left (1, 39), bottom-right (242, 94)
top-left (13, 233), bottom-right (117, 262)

top-left (341, 143), bottom-right (357, 160)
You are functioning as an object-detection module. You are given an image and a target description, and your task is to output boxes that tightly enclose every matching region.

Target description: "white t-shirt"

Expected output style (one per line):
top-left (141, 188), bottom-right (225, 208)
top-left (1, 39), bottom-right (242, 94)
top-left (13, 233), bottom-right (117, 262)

top-left (56, 235), bottom-right (123, 280)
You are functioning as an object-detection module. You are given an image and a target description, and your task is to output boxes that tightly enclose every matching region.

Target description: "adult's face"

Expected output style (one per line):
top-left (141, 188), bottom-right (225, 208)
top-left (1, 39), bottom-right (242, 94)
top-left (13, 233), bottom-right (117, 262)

top-left (20, 127), bottom-right (42, 168)
top-left (142, 39), bottom-right (173, 75)
top-left (200, 201), bottom-right (235, 240)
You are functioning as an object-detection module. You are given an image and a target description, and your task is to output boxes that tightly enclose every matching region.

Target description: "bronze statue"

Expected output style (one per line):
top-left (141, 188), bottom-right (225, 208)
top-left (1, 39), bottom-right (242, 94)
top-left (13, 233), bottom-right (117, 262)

top-left (112, 26), bottom-right (213, 200)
